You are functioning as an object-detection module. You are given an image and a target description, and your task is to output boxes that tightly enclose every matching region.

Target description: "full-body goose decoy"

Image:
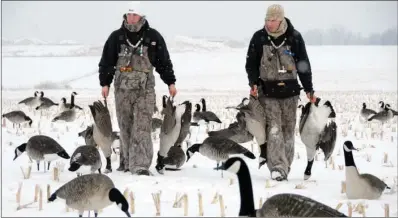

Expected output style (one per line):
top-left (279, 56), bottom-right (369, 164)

top-left (35, 91), bottom-right (59, 113)
top-left (156, 97), bottom-right (187, 174)
top-left (162, 100), bottom-right (193, 171)
top-left (191, 104), bottom-right (222, 126)
top-left (2, 110), bottom-right (33, 129)
top-left (199, 98), bottom-right (222, 123)
top-left (52, 92), bottom-right (78, 122)
top-left (89, 100), bottom-right (114, 173)
top-left (218, 157), bottom-right (347, 217)
top-left (384, 103), bottom-right (398, 116)
top-left (207, 111), bottom-right (254, 144)
top-left (367, 104), bottom-right (393, 123)
top-left (343, 140), bottom-right (391, 200)
top-left (59, 92), bottom-right (83, 112)
top-left (13, 135), bottom-right (70, 172)
top-left (48, 174), bottom-right (131, 217)
top-left (18, 91), bottom-right (40, 110)
top-left (360, 103), bottom-right (377, 120)
top-left (234, 95), bottom-right (267, 169)
top-left (299, 98), bottom-right (337, 180)
top-left (69, 145), bottom-right (102, 176)
top-left (186, 136), bottom-right (255, 177)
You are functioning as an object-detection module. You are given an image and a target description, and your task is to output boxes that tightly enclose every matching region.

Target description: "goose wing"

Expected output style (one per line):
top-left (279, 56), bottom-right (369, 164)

top-left (161, 97), bottom-right (176, 135)
top-left (317, 121), bottom-right (337, 161)
top-left (89, 101), bottom-right (112, 137)
top-left (360, 173), bottom-right (388, 191)
top-left (30, 135), bottom-right (65, 154)
top-left (299, 102), bottom-right (312, 133)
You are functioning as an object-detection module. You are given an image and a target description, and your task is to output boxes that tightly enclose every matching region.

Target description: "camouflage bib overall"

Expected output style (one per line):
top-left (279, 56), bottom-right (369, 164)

top-left (258, 37), bottom-right (299, 180)
top-left (114, 42), bottom-right (156, 174)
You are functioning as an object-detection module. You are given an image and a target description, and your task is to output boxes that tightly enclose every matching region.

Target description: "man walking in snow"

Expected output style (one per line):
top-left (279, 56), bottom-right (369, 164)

top-left (98, 5), bottom-right (177, 176)
top-left (245, 4), bottom-right (316, 181)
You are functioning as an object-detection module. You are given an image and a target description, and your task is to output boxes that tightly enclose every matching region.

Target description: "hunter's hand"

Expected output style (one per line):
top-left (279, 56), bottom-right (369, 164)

top-left (250, 85), bottom-right (258, 97)
top-left (306, 91), bottom-right (317, 103)
top-left (169, 84), bottom-right (177, 97)
top-left (102, 86), bottom-right (110, 98)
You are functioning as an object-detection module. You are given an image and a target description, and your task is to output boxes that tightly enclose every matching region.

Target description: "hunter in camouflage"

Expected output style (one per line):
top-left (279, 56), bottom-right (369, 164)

top-left (245, 4), bottom-right (316, 181)
top-left (98, 6), bottom-right (177, 176)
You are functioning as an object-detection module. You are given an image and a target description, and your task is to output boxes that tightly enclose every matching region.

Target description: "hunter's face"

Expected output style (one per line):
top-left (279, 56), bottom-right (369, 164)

top-left (265, 19), bottom-right (281, 32)
top-left (126, 13), bottom-right (142, 24)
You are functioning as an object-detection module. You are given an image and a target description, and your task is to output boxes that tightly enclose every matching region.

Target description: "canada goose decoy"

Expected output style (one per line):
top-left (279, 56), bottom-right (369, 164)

top-left (35, 91), bottom-right (59, 112)
top-left (207, 111), bottom-right (254, 144)
top-left (161, 100), bottom-right (193, 171)
top-left (384, 103), bottom-right (398, 116)
top-left (18, 91), bottom-right (40, 109)
top-left (13, 135), bottom-right (70, 172)
top-left (186, 136), bottom-right (255, 177)
top-left (152, 117), bottom-right (163, 132)
top-left (191, 104), bottom-right (222, 126)
top-left (156, 97), bottom-right (187, 174)
top-left (234, 95), bottom-right (267, 169)
top-left (218, 156), bottom-right (347, 217)
top-left (52, 92), bottom-right (78, 122)
top-left (378, 101), bottom-right (385, 112)
top-left (2, 110), bottom-right (33, 129)
top-left (69, 145), bottom-right (102, 176)
top-left (299, 98), bottom-right (337, 180)
top-left (199, 98), bottom-right (222, 123)
top-left (367, 104), bottom-right (393, 123)
top-left (48, 174), bottom-right (131, 217)
top-left (343, 140), bottom-right (391, 200)
top-left (360, 102), bottom-right (377, 120)
top-left (59, 92), bottom-right (83, 112)
top-left (89, 100), bottom-right (114, 174)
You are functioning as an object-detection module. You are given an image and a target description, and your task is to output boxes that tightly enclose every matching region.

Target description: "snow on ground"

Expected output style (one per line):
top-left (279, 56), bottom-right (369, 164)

top-left (1, 88), bottom-right (397, 217)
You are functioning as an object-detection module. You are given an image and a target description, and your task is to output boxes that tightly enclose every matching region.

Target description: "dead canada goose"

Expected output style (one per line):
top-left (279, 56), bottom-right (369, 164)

top-left (360, 102), bottom-right (377, 120)
top-left (367, 104), bottom-right (393, 123)
top-left (18, 91), bottom-right (40, 109)
top-left (219, 156), bottom-right (347, 217)
top-left (299, 98), bottom-right (337, 180)
top-left (207, 111), bottom-right (254, 144)
top-left (343, 140), bottom-right (391, 199)
top-left (2, 110), bottom-right (33, 129)
top-left (186, 136), bottom-right (255, 177)
top-left (69, 145), bottom-right (102, 176)
top-left (13, 135), bottom-right (70, 172)
top-left (48, 174), bottom-right (131, 217)
top-left (235, 95), bottom-right (267, 169)
top-left (156, 97), bottom-right (187, 174)
top-left (89, 100), bottom-right (114, 173)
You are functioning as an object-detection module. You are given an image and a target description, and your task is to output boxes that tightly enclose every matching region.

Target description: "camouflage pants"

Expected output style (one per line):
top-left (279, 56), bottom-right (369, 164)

top-left (259, 96), bottom-right (299, 178)
top-left (114, 87), bottom-right (156, 174)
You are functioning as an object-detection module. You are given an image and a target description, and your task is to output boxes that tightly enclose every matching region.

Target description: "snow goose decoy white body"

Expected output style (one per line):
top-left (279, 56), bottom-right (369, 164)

top-left (343, 140), bottom-right (391, 200)
top-left (219, 156), bottom-right (347, 217)
top-left (89, 100), bottom-right (114, 173)
top-left (13, 135), bottom-right (70, 172)
top-left (48, 174), bottom-right (131, 217)
top-left (68, 145), bottom-right (102, 176)
top-left (156, 97), bottom-right (186, 174)
top-left (299, 98), bottom-right (337, 180)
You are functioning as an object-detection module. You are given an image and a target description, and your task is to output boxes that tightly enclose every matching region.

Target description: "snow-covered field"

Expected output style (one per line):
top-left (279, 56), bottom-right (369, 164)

top-left (1, 45), bottom-right (398, 217)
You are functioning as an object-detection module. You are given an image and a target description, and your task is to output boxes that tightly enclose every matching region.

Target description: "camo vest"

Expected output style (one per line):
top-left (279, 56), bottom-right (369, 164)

top-left (113, 38), bottom-right (156, 91)
top-left (259, 36), bottom-right (298, 82)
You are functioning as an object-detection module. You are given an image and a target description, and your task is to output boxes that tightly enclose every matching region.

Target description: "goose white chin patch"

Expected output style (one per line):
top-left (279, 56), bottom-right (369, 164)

top-left (17, 149), bottom-right (22, 156)
top-left (343, 144), bottom-right (350, 152)
top-left (118, 203), bottom-right (122, 209)
top-left (226, 161), bottom-right (241, 174)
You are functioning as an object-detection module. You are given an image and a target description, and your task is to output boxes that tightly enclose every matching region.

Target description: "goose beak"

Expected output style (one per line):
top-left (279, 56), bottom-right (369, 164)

top-left (125, 211), bottom-right (131, 217)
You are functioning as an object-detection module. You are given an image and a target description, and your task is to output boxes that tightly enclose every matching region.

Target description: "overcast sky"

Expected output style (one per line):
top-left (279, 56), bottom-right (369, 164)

top-left (2, 1), bottom-right (397, 44)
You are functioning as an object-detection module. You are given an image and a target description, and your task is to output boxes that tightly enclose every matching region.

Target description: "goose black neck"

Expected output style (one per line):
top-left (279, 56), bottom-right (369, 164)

top-left (201, 100), bottom-right (207, 112)
top-left (70, 94), bottom-right (75, 108)
top-left (236, 163), bottom-right (256, 216)
top-left (343, 149), bottom-right (356, 167)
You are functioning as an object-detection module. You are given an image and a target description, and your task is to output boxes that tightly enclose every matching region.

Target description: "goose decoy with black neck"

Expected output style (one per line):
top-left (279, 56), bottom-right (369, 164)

top-left (207, 111), bottom-right (254, 144)
top-left (52, 92), bottom-right (78, 122)
top-left (18, 91), bottom-right (40, 109)
top-left (162, 100), bottom-right (193, 171)
top-left (343, 140), bottom-right (391, 200)
top-left (68, 145), bottom-right (102, 176)
top-left (191, 103), bottom-right (221, 126)
top-left (360, 102), bottom-right (377, 120)
top-left (384, 103), bottom-right (398, 116)
top-left (367, 104), bottom-right (393, 123)
top-left (89, 100), bottom-right (114, 174)
top-left (2, 110), bottom-right (33, 129)
top-left (299, 98), bottom-right (337, 180)
top-left (78, 125), bottom-right (96, 146)
top-left (378, 101), bottom-right (385, 112)
top-left (225, 97), bottom-right (249, 109)
top-left (35, 91), bottom-right (59, 113)
top-left (13, 135), bottom-right (70, 172)
top-left (156, 97), bottom-right (187, 174)
top-left (234, 95), bottom-right (267, 169)
top-left (199, 98), bottom-right (222, 123)
top-left (59, 92), bottom-right (83, 112)
top-left (48, 174), bottom-right (131, 217)
top-left (218, 156), bottom-right (347, 217)
top-left (186, 136), bottom-right (255, 177)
